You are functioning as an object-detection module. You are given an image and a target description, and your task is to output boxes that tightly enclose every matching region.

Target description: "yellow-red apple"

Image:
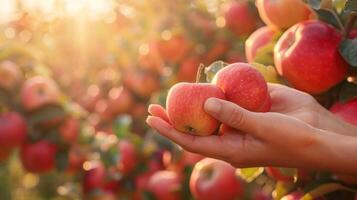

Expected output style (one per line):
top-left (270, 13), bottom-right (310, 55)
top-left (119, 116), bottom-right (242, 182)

top-left (212, 63), bottom-right (270, 112)
top-left (166, 83), bottom-right (226, 136)
top-left (20, 76), bottom-right (61, 111)
top-left (256, 0), bottom-right (316, 29)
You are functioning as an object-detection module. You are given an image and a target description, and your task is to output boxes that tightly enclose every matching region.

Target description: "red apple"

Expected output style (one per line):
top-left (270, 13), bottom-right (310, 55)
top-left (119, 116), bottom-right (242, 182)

top-left (20, 76), bottom-right (61, 111)
top-left (59, 117), bottom-right (80, 145)
top-left (256, 0), bottom-right (316, 29)
top-left (124, 70), bottom-right (160, 98)
top-left (212, 63), bottom-right (270, 112)
top-left (108, 86), bottom-right (133, 115)
top-left (147, 170), bottom-right (181, 200)
top-left (224, 1), bottom-right (260, 37)
top-left (165, 150), bottom-right (204, 173)
top-left (0, 61), bottom-right (23, 91)
top-left (330, 98), bottom-right (357, 126)
top-left (177, 57), bottom-right (201, 83)
top-left (117, 140), bottom-right (137, 174)
top-left (157, 34), bottom-right (190, 63)
top-left (245, 26), bottom-right (277, 63)
top-left (274, 21), bottom-right (348, 94)
top-left (138, 41), bottom-right (164, 74)
top-left (0, 112), bottom-right (27, 149)
top-left (166, 82), bottom-right (226, 136)
top-left (190, 158), bottom-right (244, 200)
top-left (20, 141), bottom-right (57, 173)
top-left (83, 162), bottom-right (119, 194)
top-left (66, 148), bottom-right (86, 174)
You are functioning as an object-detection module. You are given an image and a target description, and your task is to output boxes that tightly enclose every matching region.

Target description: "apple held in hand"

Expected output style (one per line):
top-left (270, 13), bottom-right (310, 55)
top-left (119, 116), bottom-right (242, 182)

top-left (275, 21), bottom-right (348, 94)
top-left (166, 83), bottom-right (226, 136)
top-left (20, 76), bottom-right (61, 111)
top-left (212, 62), bottom-right (271, 112)
top-left (20, 140), bottom-right (57, 173)
top-left (147, 170), bottom-right (181, 200)
top-left (190, 158), bottom-right (244, 200)
top-left (0, 112), bottom-right (27, 149)
top-left (256, 0), bottom-right (316, 29)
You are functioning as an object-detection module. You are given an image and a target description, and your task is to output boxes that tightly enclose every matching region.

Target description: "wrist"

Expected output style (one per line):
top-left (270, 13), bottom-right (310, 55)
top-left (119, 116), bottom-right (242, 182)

top-left (312, 130), bottom-right (357, 175)
top-left (316, 105), bottom-right (357, 137)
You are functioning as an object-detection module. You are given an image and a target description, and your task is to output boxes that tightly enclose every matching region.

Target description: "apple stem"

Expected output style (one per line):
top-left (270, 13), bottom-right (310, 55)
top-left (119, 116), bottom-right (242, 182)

top-left (196, 64), bottom-right (207, 83)
top-left (343, 12), bottom-right (357, 39)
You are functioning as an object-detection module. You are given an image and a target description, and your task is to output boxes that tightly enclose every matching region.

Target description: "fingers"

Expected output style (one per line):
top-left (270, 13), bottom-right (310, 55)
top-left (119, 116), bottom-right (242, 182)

top-left (148, 104), bottom-right (170, 123)
top-left (204, 98), bottom-right (261, 135)
top-left (146, 116), bottom-right (240, 159)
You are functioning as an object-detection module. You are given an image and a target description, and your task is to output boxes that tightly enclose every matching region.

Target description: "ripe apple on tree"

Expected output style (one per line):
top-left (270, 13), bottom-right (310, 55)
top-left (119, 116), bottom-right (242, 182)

top-left (245, 26), bottom-right (279, 63)
top-left (20, 76), bottom-right (61, 111)
top-left (0, 61), bottom-right (23, 91)
top-left (0, 112), bottom-right (27, 149)
top-left (177, 57), bottom-right (201, 83)
top-left (117, 139), bottom-right (138, 174)
top-left (274, 20), bottom-right (348, 94)
top-left (224, 0), bottom-right (260, 37)
top-left (20, 140), bottom-right (57, 173)
top-left (59, 117), bottom-right (80, 145)
top-left (107, 86), bottom-right (133, 115)
top-left (190, 158), bottom-right (244, 200)
top-left (147, 170), bottom-right (182, 200)
top-left (256, 0), bottom-right (316, 29)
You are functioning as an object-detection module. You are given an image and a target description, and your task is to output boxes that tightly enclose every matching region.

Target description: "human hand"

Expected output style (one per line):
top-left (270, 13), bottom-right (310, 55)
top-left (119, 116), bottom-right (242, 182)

top-left (147, 99), bottom-right (322, 169)
top-left (146, 84), bottom-right (357, 174)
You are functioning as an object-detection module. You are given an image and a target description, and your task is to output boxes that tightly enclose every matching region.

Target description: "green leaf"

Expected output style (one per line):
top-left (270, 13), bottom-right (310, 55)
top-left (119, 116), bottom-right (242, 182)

top-left (235, 167), bottom-right (264, 183)
top-left (315, 9), bottom-right (343, 30)
top-left (204, 61), bottom-right (229, 82)
top-left (343, 0), bottom-right (357, 13)
top-left (113, 115), bottom-right (132, 138)
top-left (308, 0), bottom-right (322, 10)
top-left (101, 146), bottom-right (120, 168)
top-left (27, 104), bottom-right (67, 127)
top-left (55, 150), bottom-right (69, 171)
top-left (339, 38), bottom-right (357, 66)
top-left (338, 82), bottom-right (357, 103)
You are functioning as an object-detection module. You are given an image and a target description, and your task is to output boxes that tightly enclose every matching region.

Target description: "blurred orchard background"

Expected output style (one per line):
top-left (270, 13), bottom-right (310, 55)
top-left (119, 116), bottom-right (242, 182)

top-left (0, 0), bottom-right (356, 200)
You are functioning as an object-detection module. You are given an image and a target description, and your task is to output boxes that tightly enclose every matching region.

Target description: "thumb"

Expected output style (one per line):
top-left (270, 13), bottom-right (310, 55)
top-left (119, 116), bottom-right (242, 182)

top-left (204, 98), bottom-right (261, 135)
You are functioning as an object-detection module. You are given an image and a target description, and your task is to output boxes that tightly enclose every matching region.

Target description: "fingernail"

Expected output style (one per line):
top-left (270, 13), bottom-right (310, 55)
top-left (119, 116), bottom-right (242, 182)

top-left (205, 98), bottom-right (221, 114)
